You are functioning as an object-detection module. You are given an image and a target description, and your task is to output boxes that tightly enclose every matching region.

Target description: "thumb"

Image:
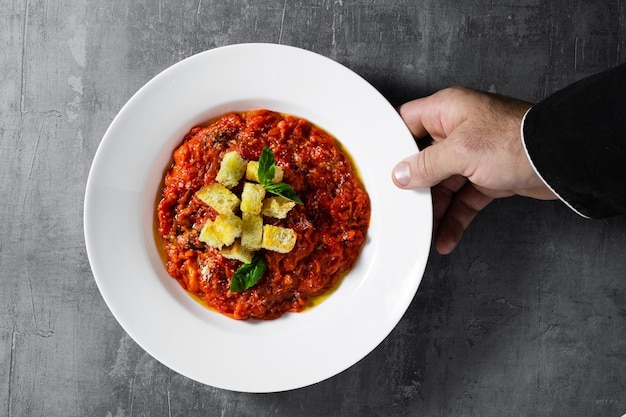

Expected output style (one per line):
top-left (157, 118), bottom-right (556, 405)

top-left (392, 142), bottom-right (465, 189)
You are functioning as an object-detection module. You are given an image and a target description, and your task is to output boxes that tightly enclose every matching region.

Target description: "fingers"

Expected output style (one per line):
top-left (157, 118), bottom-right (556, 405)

top-left (431, 175), bottom-right (467, 234)
top-left (398, 87), bottom-right (470, 140)
top-left (392, 141), bottom-right (467, 189)
top-left (393, 89), bottom-right (473, 189)
top-left (433, 182), bottom-right (494, 254)
top-left (398, 98), bottom-right (432, 138)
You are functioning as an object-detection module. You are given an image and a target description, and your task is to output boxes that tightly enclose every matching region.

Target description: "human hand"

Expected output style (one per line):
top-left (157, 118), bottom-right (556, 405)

top-left (392, 87), bottom-right (557, 254)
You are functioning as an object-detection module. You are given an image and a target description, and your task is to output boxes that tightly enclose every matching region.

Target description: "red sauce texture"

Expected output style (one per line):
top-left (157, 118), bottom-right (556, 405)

top-left (157, 109), bottom-right (371, 320)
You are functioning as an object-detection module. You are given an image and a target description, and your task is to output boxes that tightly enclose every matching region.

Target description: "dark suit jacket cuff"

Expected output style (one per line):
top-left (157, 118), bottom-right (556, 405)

top-left (521, 63), bottom-right (626, 219)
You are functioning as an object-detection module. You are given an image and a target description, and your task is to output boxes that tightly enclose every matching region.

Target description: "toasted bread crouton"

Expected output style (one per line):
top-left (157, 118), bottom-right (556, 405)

top-left (199, 212), bottom-right (242, 248)
top-left (215, 151), bottom-right (247, 188)
top-left (220, 239), bottom-right (254, 264)
top-left (240, 182), bottom-right (266, 214)
top-left (262, 224), bottom-right (297, 253)
top-left (195, 182), bottom-right (240, 214)
top-left (241, 212), bottom-right (263, 250)
top-left (261, 196), bottom-right (296, 219)
top-left (245, 161), bottom-right (284, 184)
top-left (198, 219), bottom-right (222, 248)
top-left (214, 212), bottom-right (242, 247)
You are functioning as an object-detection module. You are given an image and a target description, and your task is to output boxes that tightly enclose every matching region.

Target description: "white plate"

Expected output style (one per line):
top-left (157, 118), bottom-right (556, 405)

top-left (84, 43), bottom-right (432, 393)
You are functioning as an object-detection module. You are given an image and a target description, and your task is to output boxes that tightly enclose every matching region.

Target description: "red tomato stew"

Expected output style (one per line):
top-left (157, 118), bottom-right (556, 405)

top-left (157, 109), bottom-right (371, 320)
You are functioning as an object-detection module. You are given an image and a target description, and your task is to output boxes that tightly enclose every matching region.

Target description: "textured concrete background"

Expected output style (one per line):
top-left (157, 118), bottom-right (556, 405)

top-left (1, 0), bottom-right (626, 416)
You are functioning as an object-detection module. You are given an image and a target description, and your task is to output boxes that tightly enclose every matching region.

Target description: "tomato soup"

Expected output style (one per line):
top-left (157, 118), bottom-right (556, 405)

top-left (157, 109), bottom-right (370, 320)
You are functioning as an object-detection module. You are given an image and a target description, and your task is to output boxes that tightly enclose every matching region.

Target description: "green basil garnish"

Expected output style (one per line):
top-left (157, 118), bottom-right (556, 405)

top-left (230, 254), bottom-right (267, 292)
top-left (257, 147), bottom-right (303, 204)
top-left (264, 183), bottom-right (303, 204)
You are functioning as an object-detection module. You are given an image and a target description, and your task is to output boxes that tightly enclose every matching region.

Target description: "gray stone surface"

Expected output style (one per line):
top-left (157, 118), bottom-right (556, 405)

top-left (1, 0), bottom-right (626, 415)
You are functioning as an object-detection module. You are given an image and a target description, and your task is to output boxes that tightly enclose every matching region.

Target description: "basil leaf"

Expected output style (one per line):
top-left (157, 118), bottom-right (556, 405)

top-left (257, 147), bottom-right (276, 187)
top-left (257, 146), bottom-right (303, 204)
top-left (265, 183), bottom-right (304, 205)
top-left (230, 254), bottom-right (267, 292)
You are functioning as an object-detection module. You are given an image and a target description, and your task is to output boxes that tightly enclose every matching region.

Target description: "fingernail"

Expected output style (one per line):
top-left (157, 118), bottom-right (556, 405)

top-left (393, 162), bottom-right (411, 186)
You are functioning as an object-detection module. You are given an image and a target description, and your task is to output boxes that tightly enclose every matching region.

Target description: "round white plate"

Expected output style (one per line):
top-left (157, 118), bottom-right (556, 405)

top-left (84, 43), bottom-right (432, 393)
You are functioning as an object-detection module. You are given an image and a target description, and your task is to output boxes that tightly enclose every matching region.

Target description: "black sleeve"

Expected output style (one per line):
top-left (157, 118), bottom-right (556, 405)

top-left (522, 63), bottom-right (626, 218)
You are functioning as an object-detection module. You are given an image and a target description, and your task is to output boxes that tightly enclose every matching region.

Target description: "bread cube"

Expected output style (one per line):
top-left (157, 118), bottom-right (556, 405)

top-left (214, 212), bottom-right (242, 247)
top-left (195, 182), bottom-right (240, 214)
top-left (198, 219), bottom-right (222, 248)
top-left (261, 224), bottom-right (297, 253)
top-left (199, 212), bottom-right (242, 249)
top-left (241, 212), bottom-right (263, 250)
top-left (240, 182), bottom-right (266, 214)
top-left (245, 161), bottom-right (284, 184)
top-left (220, 239), bottom-right (254, 264)
top-left (215, 151), bottom-right (247, 188)
top-left (261, 196), bottom-right (296, 219)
